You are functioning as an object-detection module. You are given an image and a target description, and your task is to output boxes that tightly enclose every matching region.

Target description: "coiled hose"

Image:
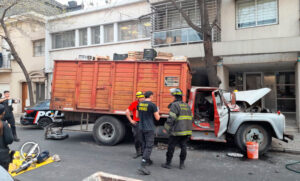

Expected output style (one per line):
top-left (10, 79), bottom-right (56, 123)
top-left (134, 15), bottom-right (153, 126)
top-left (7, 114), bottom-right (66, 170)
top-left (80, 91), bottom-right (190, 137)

top-left (286, 161), bottom-right (300, 174)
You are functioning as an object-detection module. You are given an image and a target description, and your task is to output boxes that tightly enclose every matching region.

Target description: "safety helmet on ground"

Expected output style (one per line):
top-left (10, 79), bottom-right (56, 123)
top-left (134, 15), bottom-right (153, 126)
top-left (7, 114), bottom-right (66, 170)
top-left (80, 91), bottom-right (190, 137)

top-left (170, 88), bottom-right (183, 96)
top-left (136, 91), bottom-right (144, 98)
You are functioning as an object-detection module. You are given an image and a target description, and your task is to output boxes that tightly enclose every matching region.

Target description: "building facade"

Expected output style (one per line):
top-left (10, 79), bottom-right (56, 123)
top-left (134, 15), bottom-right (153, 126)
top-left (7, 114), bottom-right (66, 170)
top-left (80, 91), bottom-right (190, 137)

top-left (45, 0), bottom-right (152, 98)
top-left (0, 13), bottom-right (47, 113)
top-left (150, 0), bottom-right (300, 132)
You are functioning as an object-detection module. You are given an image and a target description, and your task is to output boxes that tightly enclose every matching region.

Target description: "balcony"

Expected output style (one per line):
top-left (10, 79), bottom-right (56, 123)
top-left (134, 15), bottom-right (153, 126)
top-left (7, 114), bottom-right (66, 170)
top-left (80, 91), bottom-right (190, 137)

top-left (0, 54), bottom-right (12, 72)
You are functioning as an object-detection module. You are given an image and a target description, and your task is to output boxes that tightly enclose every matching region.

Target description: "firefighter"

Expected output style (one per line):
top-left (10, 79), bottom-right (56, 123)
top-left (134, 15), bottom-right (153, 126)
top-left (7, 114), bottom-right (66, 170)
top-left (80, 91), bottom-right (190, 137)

top-left (125, 91), bottom-right (145, 159)
top-left (137, 91), bottom-right (160, 175)
top-left (161, 88), bottom-right (193, 170)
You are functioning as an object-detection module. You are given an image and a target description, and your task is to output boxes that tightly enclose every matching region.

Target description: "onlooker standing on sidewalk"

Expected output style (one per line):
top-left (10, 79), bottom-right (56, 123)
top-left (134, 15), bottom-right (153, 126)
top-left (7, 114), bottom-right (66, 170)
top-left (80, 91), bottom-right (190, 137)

top-left (126, 91), bottom-right (145, 159)
top-left (0, 104), bottom-right (14, 171)
top-left (137, 91), bottom-right (160, 175)
top-left (1, 91), bottom-right (19, 142)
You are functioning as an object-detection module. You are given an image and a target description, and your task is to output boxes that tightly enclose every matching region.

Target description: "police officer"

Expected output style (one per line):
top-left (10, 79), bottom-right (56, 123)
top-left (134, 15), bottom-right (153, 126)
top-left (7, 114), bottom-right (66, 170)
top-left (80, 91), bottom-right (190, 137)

top-left (161, 88), bottom-right (193, 169)
top-left (125, 91), bottom-right (145, 159)
top-left (1, 91), bottom-right (19, 142)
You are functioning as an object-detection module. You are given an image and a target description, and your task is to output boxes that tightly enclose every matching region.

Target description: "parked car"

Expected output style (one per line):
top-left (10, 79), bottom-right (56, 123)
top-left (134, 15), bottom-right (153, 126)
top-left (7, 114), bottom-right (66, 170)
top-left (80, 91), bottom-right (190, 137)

top-left (21, 100), bottom-right (64, 128)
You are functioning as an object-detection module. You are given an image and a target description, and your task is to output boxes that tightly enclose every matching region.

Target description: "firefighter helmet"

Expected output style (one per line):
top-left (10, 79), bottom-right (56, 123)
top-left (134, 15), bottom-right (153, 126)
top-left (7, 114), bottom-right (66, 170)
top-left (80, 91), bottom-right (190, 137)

top-left (170, 88), bottom-right (183, 96)
top-left (136, 91), bottom-right (144, 98)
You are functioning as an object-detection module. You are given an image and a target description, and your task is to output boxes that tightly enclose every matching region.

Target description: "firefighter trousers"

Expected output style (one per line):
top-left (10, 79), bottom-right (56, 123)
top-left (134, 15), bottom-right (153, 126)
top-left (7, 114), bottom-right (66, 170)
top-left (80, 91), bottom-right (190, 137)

top-left (131, 123), bottom-right (142, 154)
top-left (166, 136), bottom-right (189, 164)
top-left (141, 130), bottom-right (154, 161)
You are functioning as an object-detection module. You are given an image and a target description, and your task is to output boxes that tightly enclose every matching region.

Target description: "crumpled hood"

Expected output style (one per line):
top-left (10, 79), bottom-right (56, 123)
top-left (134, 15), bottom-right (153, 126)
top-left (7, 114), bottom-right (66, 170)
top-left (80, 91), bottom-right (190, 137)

top-left (224, 88), bottom-right (271, 106)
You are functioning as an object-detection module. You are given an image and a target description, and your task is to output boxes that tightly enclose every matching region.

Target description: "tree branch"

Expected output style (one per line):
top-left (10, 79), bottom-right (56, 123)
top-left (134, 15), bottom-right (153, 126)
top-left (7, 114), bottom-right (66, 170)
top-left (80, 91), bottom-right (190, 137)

top-left (1, 1), bottom-right (18, 21)
top-left (168, 0), bottom-right (203, 33)
top-left (210, 0), bottom-right (221, 30)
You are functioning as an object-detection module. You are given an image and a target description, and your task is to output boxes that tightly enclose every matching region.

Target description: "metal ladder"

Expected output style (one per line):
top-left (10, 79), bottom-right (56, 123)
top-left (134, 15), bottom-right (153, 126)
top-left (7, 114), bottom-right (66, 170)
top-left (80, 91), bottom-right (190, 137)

top-left (80, 113), bottom-right (89, 131)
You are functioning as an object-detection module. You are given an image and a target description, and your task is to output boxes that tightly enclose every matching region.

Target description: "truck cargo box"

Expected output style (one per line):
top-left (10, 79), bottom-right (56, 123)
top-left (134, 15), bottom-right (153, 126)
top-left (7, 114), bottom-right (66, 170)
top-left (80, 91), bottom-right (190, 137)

top-left (50, 60), bottom-right (191, 115)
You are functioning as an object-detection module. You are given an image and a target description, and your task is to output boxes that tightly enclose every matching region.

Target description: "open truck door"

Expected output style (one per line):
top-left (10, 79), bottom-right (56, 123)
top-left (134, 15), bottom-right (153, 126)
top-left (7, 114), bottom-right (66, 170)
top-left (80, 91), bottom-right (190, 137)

top-left (212, 90), bottom-right (229, 137)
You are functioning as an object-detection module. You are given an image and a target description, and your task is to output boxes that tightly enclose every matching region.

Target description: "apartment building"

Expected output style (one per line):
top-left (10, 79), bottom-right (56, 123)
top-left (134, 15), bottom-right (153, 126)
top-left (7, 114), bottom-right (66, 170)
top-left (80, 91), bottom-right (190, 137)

top-left (45, 0), bottom-right (152, 98)
top-left (0, 0), bottom-right (65, 113)
top-left (150, 0), bottom-right (300, 132)
top-left (0, 13), bottom-right (48, 113)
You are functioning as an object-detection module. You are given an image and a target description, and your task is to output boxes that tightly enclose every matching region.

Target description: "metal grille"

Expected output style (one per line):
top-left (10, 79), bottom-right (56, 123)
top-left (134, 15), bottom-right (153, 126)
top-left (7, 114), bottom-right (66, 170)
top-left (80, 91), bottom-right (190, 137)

top-left (151, 0), bottom-right (221, 47)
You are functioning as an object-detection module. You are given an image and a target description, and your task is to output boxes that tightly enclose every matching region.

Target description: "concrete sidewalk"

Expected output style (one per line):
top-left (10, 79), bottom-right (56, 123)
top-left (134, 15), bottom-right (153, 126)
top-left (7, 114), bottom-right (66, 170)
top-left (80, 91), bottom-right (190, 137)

top-left (14, 113), bottom-right (300, 154)
top-left (271, 132), bottom-right (300, 154)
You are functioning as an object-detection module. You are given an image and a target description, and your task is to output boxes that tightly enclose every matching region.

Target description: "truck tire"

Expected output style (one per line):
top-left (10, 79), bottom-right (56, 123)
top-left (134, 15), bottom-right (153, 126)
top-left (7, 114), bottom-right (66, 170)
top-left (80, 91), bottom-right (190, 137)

top-left (38, 117), bottom-right (53, 128)
top-left (93, 116), bottom-right (125, 146)
top-left (234, 123), bottom-right (271, 155)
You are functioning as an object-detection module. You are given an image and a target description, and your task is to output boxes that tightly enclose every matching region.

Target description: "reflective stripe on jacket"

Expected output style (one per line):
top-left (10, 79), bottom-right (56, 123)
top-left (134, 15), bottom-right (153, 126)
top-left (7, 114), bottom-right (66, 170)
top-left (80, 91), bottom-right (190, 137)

top-left (164, 100), bottom-right (193, 136)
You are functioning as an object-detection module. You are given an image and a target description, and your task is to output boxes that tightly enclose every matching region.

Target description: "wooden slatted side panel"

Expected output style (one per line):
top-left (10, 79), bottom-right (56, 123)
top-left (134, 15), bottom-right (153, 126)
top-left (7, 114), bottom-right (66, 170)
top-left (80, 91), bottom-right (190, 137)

top-left (137, 63), bottom-right (160, 106)
top-left (77, 63), bottom-right (95, 109)
top-left (160, 63), bottom-right (184, 113)
top-left (51, 61), bottom-right (78, 110)
top-left (95, 63), bottom-right (112, 110)
top-left (112, 62), bottom-right (135, 110)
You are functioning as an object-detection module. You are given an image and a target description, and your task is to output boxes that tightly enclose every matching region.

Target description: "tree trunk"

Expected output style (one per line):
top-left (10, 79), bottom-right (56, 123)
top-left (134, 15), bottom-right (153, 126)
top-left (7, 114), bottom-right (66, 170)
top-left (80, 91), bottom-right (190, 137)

top-left (0, 20), bottom-right (35, 106)
top-left (203, 34), bottom-right (220, 87)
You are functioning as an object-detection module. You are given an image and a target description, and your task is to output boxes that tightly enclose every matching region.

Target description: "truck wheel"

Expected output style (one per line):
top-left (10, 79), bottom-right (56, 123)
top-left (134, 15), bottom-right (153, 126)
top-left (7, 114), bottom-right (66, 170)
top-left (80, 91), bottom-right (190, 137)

top-left (93, 116), bottom-right (125, 146)
top-left (234, 124), bottom-right (271, 155)
top-left (38, 117), bottom-right (53, 128)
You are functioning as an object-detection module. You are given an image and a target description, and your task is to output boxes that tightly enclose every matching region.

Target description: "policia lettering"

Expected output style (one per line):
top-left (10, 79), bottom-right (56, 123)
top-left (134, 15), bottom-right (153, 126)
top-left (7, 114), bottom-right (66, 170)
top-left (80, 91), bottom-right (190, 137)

top-left (162, 88), bottom-right (193, 170)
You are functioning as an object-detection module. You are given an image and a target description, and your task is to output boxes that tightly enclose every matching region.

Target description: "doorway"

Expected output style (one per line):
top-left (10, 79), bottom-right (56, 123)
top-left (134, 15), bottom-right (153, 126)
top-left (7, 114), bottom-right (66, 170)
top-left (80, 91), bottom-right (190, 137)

top-left (244, 73), bottom-right (263, 107)
top-left (22, 82), bottom-right (28, 112)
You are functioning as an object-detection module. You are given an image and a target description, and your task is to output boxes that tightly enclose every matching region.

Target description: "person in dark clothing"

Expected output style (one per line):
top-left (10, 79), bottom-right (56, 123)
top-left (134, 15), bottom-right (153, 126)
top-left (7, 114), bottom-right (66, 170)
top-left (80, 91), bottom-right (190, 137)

top-left (0, 104), bottom-right (14, 171)
top-left (126, 91), bottom-right (145, 159)
top-left (1, 91), bottom-right (19, 142)
top-left (137, 91), bottom-right (160, 175)
top-left (162, 88), bottom-right (193, 170)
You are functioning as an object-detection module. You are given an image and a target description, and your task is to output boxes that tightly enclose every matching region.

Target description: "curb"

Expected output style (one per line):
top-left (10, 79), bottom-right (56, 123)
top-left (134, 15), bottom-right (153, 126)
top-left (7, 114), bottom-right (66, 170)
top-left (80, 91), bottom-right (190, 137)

top-left (270, 147), bottom-right (300, 154)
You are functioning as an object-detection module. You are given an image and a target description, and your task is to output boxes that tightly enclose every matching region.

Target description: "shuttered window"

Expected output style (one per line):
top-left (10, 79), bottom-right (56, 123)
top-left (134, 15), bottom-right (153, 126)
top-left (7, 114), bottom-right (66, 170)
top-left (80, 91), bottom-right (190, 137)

top-left (236, 0), bottom-right (278, 29)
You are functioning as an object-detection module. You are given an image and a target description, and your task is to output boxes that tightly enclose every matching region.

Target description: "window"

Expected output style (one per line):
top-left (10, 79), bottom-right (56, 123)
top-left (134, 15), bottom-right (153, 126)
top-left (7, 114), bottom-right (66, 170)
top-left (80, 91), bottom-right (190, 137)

top-left (153, 28), bottom-right (202, 46)
top-left (79, 28), bottom-right (87, 46)
top-left (52, 30), bottom-right (75, 49)
top-left (118, 19), bottom-right (151, 41)
top-left (91, 26), bottom-right (100, 44)
top-left (33, 39), bottom-right (45, 57)
top-left (236, 0), bottom-right (278, 28)
top-left (104, 24), bottom-right (114, 43)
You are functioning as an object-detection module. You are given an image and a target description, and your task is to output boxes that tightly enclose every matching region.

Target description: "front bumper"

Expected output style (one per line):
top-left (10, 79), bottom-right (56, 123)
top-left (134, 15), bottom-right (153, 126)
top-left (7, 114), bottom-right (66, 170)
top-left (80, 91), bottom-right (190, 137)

top-left (282, 132), bottom-right (294, 143)
top-left (20, 116), bottom-right (35, 125)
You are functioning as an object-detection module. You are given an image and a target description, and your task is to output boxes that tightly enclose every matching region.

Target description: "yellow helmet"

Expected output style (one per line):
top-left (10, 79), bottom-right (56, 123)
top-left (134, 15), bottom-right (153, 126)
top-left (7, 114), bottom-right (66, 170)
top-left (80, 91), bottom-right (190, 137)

top-left (136, 91), bottom-right (144, 98)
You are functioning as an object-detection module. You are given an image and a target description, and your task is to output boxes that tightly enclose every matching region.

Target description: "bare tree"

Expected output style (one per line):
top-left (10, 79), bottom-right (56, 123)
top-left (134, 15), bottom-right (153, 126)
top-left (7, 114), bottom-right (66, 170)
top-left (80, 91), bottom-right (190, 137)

top-left (168, 0), bottom-right (221, 87)
top-left (0, 0), bottom-right (62, 106)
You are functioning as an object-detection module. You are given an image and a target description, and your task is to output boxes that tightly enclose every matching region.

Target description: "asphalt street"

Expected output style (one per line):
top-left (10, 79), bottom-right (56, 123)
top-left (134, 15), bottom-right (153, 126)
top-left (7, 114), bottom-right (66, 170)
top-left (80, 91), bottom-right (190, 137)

top-left (10, 125), bottom-right (300, 181)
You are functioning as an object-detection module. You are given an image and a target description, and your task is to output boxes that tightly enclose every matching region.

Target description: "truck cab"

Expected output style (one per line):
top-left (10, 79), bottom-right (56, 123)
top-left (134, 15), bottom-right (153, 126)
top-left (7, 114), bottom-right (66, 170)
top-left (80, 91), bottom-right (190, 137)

top-left (187, 86), bottom-right (291, 154)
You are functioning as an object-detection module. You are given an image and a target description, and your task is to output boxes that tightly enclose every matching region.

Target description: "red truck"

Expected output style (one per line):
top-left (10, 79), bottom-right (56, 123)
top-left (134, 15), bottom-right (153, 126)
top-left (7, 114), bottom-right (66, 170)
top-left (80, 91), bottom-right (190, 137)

top-left (51, 60), bottom-right (289, 154)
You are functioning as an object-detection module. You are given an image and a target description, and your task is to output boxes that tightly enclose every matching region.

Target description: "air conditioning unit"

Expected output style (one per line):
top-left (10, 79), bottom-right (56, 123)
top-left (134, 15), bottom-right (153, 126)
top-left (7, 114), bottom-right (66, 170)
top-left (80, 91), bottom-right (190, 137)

top-left (8, 53), bottom-right (14, 60)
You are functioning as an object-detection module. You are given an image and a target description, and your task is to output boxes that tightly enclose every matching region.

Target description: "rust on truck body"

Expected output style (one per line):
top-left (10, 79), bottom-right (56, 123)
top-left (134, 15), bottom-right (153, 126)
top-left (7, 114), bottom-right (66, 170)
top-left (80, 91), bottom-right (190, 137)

top-left (51, 60), bottom-right (191, 115)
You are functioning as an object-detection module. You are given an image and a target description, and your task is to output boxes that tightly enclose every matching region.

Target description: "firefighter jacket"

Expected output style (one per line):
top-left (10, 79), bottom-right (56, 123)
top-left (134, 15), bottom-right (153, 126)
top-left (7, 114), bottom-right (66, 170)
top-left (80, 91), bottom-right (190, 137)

top-left (164, 100), bottom-right (193, 136)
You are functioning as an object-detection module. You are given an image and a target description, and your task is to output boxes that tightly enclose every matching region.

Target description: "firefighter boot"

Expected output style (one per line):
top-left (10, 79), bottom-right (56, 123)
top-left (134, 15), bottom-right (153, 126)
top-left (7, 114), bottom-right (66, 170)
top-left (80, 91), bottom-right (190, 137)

top-left (179, 160), bottom-right (185, 170)
top-left (132, 149), bottom-right (142, 159)
top-left (137, 159), bottom-right (151, 175)
top-left (161, 162), bottom-right (172, 169)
